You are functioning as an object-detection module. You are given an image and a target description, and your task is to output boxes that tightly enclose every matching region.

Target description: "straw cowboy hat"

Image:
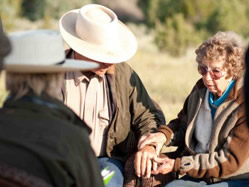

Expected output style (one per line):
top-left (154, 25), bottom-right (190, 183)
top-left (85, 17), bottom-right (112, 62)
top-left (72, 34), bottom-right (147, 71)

top-left (4, 30), bottom-right (99, 73)
top-left (59, 4), bottom-right (137, 64)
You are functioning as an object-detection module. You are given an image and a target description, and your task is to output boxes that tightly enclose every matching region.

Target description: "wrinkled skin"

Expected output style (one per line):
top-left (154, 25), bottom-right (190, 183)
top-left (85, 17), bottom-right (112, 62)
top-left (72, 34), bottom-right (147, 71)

top-left (151, 156), bottom-right (175, 175)
top-left (134, 132), bottom-right (167, 178)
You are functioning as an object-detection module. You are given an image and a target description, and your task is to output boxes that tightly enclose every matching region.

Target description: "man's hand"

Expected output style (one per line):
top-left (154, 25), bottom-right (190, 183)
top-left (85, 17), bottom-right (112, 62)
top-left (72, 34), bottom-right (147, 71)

top-left (134, 145), bottom-right (157, 178)
top-left (151, 156), bottom-right (175, 175)
top-left (138, 132), bottom-right (167, 155)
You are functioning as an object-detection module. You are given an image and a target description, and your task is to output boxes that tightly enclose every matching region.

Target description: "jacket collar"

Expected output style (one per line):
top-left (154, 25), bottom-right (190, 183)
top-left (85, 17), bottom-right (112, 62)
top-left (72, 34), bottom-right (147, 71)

top-left (5, 93), bottom-right (92, 133)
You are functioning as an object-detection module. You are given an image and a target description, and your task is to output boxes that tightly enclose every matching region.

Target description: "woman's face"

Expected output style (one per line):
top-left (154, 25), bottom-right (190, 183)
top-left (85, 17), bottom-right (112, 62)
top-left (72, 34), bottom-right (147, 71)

top-left (198, 59), bottom-right (232, 97)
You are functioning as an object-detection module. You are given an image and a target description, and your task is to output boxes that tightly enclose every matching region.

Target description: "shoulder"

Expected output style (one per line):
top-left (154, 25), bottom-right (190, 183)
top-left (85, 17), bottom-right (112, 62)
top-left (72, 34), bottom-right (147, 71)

top-left (233, 77), bottom-right (244, 105)
top-left (113, 62), bottom-right (136, 83)
top-left (188, 78), bottom-right (206, 98)
top-left (114, 62), bottom-right (134, 75)
top-left (195, 78), bottom-right (206, 90)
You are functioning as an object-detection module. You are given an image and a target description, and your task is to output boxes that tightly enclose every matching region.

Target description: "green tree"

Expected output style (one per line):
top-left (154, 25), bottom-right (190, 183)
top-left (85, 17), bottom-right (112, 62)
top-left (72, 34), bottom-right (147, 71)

top-left (139, 0), bottom-right (249, 56)
top-left (155, 13), bottom-right (203, 56)
top-left (21, 0), bottom-right (46, 21)
top-left (206, 0), bottom-right (249, 37)
top-left (20, 0), bottom-right (94, 21)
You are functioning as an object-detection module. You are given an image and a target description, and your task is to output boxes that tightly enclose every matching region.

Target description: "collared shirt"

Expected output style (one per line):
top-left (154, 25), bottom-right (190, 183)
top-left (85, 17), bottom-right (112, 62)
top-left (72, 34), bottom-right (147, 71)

top-left (63, 53), bottom-right (110, 157)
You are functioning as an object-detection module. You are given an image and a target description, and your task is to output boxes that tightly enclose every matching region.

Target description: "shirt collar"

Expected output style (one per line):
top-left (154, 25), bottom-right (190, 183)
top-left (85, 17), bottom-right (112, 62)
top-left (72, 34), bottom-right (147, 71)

top-left (73, 71), bottom-right (104, 86)
top-left (209, 80), bottom-right (236, 109)
top-left (69, 50), bottom-right (110, 86)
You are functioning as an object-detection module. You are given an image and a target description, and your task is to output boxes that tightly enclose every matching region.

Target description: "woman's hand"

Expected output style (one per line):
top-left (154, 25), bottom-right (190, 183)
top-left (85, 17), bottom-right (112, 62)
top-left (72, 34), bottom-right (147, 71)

top-left (134, 145), bottom-right (157, 178)
top-left (151, 156), bottom-right (175, 175)
top-left (138, 132), bottom-right (167, 155)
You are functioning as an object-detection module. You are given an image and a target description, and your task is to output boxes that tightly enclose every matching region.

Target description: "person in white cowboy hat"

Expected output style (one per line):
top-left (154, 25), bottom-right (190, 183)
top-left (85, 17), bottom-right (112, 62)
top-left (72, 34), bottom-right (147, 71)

top-left (0, 29), bottom-right (104, 187)
top-left (59, 4), bottom-right (165, 186)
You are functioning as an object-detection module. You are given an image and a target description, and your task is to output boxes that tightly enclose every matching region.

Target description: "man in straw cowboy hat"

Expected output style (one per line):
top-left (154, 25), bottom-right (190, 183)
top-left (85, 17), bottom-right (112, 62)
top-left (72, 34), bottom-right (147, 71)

top-left (0, 29), bottom-right (104, 187)
top-left (59, 4), bottom-right (165, 186)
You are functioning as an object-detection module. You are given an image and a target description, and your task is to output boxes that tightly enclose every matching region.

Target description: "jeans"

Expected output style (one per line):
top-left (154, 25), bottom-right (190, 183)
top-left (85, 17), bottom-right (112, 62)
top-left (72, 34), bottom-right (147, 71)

top-left (98, 157), bottom-right (124, 187)
top-left (165, 175), bottom-right (249, 187)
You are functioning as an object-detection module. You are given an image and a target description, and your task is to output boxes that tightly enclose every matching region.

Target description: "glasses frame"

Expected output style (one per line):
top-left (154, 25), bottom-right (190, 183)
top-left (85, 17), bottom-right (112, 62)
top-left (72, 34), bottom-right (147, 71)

top-left (197, 64), bottom-right (226, 80)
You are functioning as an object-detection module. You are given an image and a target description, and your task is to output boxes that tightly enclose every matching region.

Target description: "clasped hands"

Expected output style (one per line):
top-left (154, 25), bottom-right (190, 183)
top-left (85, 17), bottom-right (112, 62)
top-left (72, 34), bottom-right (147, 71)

top-left (134, 132), bottom-right (175, 178)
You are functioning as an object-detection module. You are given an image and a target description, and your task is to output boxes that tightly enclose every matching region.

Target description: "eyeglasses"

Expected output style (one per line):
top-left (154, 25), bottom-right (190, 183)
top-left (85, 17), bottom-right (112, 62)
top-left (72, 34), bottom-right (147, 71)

top-left (197, 64), bottom-right (225, 80)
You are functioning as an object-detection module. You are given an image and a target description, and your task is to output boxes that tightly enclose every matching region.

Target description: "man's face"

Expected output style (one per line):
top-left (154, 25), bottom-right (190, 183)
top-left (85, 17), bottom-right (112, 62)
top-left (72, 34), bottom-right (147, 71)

top-left (74, 52), bottom-right (113, 76)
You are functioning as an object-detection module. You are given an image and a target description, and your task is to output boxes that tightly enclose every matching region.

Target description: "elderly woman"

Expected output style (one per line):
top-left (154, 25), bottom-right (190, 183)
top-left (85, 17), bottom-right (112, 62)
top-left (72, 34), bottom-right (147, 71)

top-left (135, 31), bottom-right (249, 187)
top-left (0, 30), bottom-right (104, 187)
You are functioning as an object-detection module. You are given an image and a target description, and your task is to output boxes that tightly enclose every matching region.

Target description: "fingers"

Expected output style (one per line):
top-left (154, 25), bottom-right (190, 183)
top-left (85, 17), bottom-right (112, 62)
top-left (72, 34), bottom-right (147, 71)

top-left (138, 134), bottom-right (158, 149)
top-left (134, 145), bottom-right (157, 178)
top-left (135, 153), bottom-right (174, 177)
top-left (138, 135), bottom-right (147, 145)
top-left (134, 149), bottom-right (152, 177)
top-left (138, 132), bottom-right (167, 150)
top-left (157, 162), bottom-right (174, 174)
top-left (155, 143), bottom-right (164, 155)
top-left (137, 134), bottom-right (150, 149)
top-left (152, 157), bottom-right (175, 175)
top-left (151, 162), bottom-right (171, 175)
top-left (152, 160), bottom-right (158, 172)
top-left (153, 156), bottom-right (169, 164)
top-left (134, 151), bottom-right (142, 177)
top-left (146, 157), bottom-right (152, 178)
top-left (141, 151), bottom-right (147, 177)
top-left (151, 168), bottom-right (159, 175)
top-left (135, 151), bottom-right (151, 177)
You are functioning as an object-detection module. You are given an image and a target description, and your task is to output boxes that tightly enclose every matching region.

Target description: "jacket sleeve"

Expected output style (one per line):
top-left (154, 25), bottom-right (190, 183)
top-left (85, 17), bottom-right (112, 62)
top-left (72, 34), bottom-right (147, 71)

top-left (64, 128), bottom-right (104, 187)
top-left (128, 68), bottom-right (166, 137)
top-left (173, 105), bottom-right (249, 178)
top-left (157, 86), bottom-right (196, 146)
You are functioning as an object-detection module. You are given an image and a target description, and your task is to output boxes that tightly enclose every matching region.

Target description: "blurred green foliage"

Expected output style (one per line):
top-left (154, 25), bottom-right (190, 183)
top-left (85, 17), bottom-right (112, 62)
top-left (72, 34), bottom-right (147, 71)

top-left (1, 0), bottom-right (95, 22)
top-left (154, 14), bottom-right (205, 56)
top-left (138, 0), bottom-right (249, 56)
top-left (22, 0), bottom-right (97, 21)
top-left (1, 0), bottom-right (249, 56)
top-left (0, 0), bottom-right (22, 30)
top-left (21, 0), bottom-right (46, 21)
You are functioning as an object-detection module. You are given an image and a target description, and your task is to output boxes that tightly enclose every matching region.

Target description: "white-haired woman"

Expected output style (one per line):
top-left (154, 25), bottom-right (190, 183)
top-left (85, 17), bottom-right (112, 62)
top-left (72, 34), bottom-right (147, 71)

top-left (135, 31), bottom-right (249, 187)
top-left (0, 30), bottom-right (104, 187)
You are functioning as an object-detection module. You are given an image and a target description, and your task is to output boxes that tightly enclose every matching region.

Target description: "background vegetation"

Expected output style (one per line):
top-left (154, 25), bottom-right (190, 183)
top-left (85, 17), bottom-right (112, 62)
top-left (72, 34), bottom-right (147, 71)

top-left (1, 0), bottom-right (248, 122)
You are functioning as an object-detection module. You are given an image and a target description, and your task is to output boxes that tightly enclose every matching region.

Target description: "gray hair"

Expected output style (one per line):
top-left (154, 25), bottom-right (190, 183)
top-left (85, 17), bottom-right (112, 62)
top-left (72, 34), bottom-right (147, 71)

top-left (6, 73), bottom-right (64, 100)
top-left (195, 31), bottom-right (245, 79)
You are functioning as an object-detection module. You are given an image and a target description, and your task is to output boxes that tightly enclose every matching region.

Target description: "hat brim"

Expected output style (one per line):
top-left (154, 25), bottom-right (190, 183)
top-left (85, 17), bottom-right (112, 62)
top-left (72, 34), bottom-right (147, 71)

top-left (59, 9), bottom-right (137, 64)
top-left (3, 59), bottom-right (99, 73)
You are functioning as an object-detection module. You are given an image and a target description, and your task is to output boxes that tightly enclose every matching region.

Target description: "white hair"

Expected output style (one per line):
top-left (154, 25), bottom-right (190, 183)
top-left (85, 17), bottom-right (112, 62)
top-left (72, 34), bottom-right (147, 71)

top-left (6, 72), bottom-right (64, 100)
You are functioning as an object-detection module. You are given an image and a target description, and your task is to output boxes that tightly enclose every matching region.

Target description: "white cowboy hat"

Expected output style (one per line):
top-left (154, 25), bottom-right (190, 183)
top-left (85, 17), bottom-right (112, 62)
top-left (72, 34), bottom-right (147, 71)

top-left (59, 4), bottom-right (137, 64)
top-left (4, 30), bottom-right (99, 73)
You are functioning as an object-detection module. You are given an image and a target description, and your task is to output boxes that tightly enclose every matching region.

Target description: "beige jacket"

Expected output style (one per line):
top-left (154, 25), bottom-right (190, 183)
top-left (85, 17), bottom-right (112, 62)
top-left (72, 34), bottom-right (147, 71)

top-left (158, 78), bottom-right (248, 183)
